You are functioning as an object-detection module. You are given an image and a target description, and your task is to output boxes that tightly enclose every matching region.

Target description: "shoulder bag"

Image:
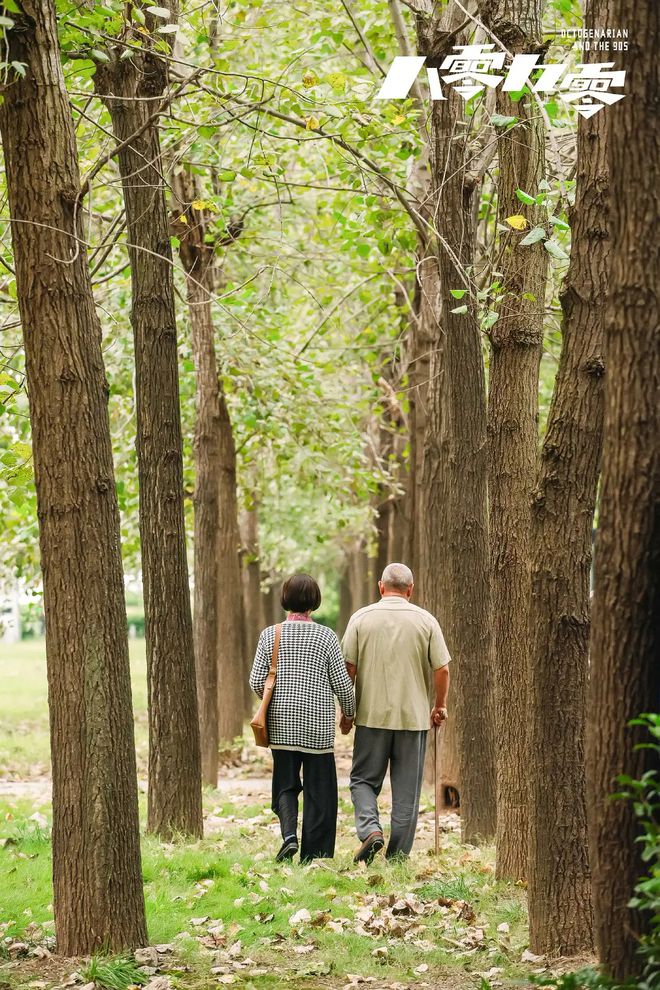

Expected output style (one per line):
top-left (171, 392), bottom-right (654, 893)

top-left (250, 623), bottom-right (282, 748)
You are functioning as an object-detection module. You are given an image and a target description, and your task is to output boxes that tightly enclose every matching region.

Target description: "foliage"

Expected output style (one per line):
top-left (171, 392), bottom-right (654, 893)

top-left (0, 0), bottom-right (589, 595)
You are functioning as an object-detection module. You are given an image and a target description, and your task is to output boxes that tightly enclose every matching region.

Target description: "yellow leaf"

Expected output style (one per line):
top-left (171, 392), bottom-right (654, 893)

top-left (305, 116), bottom-right (320, 131)
top-left (327, 72), bottom-right (346, 90)
top-left (191, 199), bottom-right (219, 213)
top-left (392, 114), bottom-right (406, 125)
top-left (505, 214), bottom-right (528, 230)
top-left (177, 213), bottom-right (189, 225)
top-left (302, 71), bottom-right (318, 89)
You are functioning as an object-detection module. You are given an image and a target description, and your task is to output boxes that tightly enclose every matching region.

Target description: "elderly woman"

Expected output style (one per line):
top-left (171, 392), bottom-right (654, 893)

top-left (249, 573), bottom-right (355, 863)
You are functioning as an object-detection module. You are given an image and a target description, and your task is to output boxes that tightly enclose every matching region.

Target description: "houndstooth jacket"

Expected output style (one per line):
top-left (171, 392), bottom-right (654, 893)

top-left (249, 620), bottom-right (355, 753)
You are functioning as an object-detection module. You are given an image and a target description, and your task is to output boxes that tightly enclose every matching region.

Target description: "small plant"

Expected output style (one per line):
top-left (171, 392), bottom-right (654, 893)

top-left (80, 956), bottom-right (148, 990)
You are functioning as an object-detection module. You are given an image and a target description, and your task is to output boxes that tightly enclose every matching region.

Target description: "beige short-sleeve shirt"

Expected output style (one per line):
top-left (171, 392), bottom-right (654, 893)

top-left (341, 596), bottom-right (451, 731)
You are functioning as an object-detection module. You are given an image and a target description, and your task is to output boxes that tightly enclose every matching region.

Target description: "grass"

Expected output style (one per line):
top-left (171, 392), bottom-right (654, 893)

top-left (0, 638), bottom-right (542, 989)
top-left (0, 793), bottom-right (535, 990)
top-left (80, 957), bottom-right (148, 990)
top-left (0, 639), bottom-right (148, 777)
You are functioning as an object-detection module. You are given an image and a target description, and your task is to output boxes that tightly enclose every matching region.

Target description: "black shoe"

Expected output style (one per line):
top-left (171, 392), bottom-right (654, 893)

top-left (353, 831), bottom-right (385, 865)
top-left (276, 837), bottom-right (299, 862)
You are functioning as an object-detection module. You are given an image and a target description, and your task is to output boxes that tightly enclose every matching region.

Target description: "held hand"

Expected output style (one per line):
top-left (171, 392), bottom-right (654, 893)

top-left (340, 714), bottom-right (355, 735)
top-left (431, 706), bottom-right (448, 727)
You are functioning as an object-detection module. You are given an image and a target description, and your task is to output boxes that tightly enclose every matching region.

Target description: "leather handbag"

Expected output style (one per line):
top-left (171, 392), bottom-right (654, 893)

top-left (250, 622), bottom-right (282, 748)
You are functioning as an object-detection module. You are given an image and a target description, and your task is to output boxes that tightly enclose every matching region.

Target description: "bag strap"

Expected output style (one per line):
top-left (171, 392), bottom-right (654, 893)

top-left (261, 623), bottom-right (282, 703)
top-left (269, 623), bottom-right (282, 675)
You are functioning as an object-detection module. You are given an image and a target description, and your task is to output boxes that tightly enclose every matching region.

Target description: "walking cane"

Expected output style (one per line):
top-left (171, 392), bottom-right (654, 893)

top-left (433, 722), bottom-right (442, 856)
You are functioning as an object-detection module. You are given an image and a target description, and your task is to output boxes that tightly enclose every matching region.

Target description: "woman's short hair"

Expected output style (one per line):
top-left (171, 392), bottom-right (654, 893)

top-left (280, 573), bottom-right (322, 613)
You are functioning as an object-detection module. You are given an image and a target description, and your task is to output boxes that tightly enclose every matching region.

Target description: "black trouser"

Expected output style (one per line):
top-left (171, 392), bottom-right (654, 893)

top-left (271, 749), bottom-right (337, 861)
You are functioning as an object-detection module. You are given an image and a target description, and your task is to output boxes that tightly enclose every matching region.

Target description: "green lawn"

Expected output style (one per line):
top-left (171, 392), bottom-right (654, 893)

top-left (0, 794), bottom-right (535, 990)
top-left (0, 638), bottom-right (548, 990)
top-left (0, 638), bottom-right (149, 778)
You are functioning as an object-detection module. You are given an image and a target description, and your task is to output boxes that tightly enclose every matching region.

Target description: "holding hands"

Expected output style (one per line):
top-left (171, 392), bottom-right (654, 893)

top-left (340, 713), bottom-right (355, 735)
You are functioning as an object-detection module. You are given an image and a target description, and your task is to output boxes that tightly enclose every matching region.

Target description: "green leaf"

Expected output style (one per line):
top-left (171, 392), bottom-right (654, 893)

top-left (549, 214), bottom-right (570, 231)
top-left (449, 288), bottom-right (467, 299)
top-left (91, 48), bottom-right (110, 62)
top-left (0, 15), bottom-right (15, 27)
top-left (519, 226), bottom-right (547, 246)
top-left (451, 305), bottom-right (468, 315)
top-left (490, 113), bottom-right (517, 128)
top-left (217, 170), bottom-right (236, 181)
top-left (356, 243), bottom-right (370, 258)
top-left (544, 239), bottom-right (570, 262)
top-left (515, 189), bottom-right (536, 206)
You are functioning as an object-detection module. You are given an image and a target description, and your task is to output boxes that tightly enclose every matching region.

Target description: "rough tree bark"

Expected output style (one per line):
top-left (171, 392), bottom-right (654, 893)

top-left (527, 0), bottom-right (608, 953)
top-left (94, 35), bottom-right (202, 836)
top-left (586, 0), bottom-right (660, 978)
top-left (0, 0), bottom-right (146, 953)
top-left (241, 506), bottom-right (267, 696)
top-left (407, 259), bottom-right (438, 585)
top-left (171, 173), bottom-right (245, 778)
top-left (374, 376), bottom-right (407, 579)
top-left (416, 5), bottom-right (496, 843)
top-left (480, 0), bottom-right (548, 878)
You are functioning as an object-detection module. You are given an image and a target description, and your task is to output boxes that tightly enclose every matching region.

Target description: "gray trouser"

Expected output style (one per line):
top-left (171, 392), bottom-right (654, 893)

top-left (350, 725), bottom-right (427, 857)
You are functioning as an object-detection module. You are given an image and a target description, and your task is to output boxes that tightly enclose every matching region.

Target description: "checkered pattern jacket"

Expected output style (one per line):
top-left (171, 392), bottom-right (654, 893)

top-left (249, 621), bottom-right (355, 753)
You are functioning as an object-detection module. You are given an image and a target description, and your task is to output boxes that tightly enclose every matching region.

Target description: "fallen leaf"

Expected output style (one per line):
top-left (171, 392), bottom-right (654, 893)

top-left (522, 949), bottom-right (546, 964)
top-left (289, 908), bottom-right (311, 926)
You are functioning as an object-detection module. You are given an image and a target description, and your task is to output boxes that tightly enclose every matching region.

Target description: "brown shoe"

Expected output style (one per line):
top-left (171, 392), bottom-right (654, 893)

top-left (353, 831), bottom-right (385, 864)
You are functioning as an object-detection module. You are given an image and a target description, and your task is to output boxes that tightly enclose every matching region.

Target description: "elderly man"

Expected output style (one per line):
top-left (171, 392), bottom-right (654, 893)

top-left (340, 562), bottom-right (450, 863)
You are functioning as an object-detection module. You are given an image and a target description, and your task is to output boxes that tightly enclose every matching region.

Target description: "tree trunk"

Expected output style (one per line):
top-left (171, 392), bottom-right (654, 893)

top-left (241, 508), bottom-right (263, 655)
top-left (216, 395), bottom-right (246, 741)
top-left (94, 50), bottom-right (202, 837)
top-left (172, 173), bottom-right (246, 748)
top-left (480, 0), bottom-right (549, 879)
top-left (416, 9), bottom-right (496, 843)
top-left (348, 540), bottom-right (373, 612)
top-left (337, 561), bottom-right (353, 637)
top-left (0, 0), bottom-right (146, 953)
top-left (527, 1), bottom-right (608, 952)
top-left (586, 0), bottom-right (660, 978)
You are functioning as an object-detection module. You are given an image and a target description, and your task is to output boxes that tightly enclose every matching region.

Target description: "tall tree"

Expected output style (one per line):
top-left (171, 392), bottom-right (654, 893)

top-left (171, 175), bottom-right (246, 749)
top-left (527, 0), bottom-right (609, 953)
top-left (0, 0), bottom-right (146, 953)
top-left (481, 0), bottom-right (548, 878)
top-left (416, 3), bottom-right (496, 842)
top-left (586, 0), bottom-right (660, 978)
top-left (93, 14), bottom-right (202, 837)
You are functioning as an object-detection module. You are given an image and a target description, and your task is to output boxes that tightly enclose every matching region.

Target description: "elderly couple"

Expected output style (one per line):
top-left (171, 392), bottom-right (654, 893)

top-left (249, 563), bottom-right (451, 864)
